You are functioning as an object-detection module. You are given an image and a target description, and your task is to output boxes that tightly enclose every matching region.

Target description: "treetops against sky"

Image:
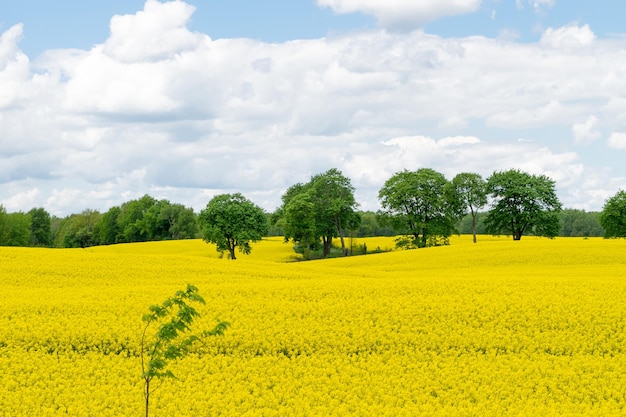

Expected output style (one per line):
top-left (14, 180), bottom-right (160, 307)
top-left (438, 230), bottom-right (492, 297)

top-left (1, 0), bottom-right (626, 217)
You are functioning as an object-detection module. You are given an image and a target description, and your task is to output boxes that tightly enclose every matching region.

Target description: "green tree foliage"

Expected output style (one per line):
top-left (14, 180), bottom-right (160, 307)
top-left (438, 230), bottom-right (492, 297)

top-left (28, 207), bottom-right (52, 246)
top-left (559, 209), bottom-right (603, 237)
top-left (94, 206), bottom-right (122, 245)
top-left (141, 284), bottom-right (229, 417)
top-left (309, 168), bottom-right (360, 256)
top-left (378, 168), bottom-right (457, 248)
top-left (156, 202), bottom-right (198, 240)
top-left (198, 193), bottom-right (268, 260)
top-left (456, 212), bottom-right (488, 235)
top-left (0, 206), bottom-right (7, 245)
top-left (55, 209), bottom-right (102, 248)
top-left (0, 207), bottom-right (31, 247)
top-left (282, 192), bottom-right (317, 257)
top-left (117, 195), bottom-right (158, 243)
top-left (354, 211), bottom-right (395, 237)
top-left (600, 190), bottom-right (626, 238)
top-left (93, 197), bottom-right (198, 245)
top-left (278, 169), bottom-right (361, 258)
top-left (485, 169), bottom-right (562, 240)
top-left (446, 173), bottom-right (487, 243)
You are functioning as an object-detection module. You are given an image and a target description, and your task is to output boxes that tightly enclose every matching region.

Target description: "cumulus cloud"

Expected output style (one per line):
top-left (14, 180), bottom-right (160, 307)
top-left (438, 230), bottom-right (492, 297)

top-left (572, 116), bottom-right (601, 145)
top-left (540, 23), bottom-right (596, 49)
top-left (316, 0), bottom-right (482, 31)
top-left (103, 0), bottom-right (201, 62)
top-left (608, 133), bottom-right (626, 150)
top-left (1, 2), bottom-right (626, 215)
top-left (0, 24), bottom-right (31, 110)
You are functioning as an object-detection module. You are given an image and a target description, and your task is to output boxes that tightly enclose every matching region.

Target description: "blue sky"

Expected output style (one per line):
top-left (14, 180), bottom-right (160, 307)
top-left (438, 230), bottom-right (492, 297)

top-left (5, 1), bottom-right (625, 57)
top-left (1, 0), bottom-right (626, 215)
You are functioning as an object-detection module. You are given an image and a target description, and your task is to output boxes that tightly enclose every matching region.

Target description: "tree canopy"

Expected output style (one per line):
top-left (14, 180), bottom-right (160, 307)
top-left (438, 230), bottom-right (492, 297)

top-left (446, 172), bottom-right (487, 243)
top-left (484, 169), bottom-right (562, 240)
top-left (600, 190), bottom-right (626, 238)
top-left (378, 168), bottom-right (457, 248)
top-left (198, 193), bottom-right (268, 260)
top-left (278, 168), bottom-right (360, 258)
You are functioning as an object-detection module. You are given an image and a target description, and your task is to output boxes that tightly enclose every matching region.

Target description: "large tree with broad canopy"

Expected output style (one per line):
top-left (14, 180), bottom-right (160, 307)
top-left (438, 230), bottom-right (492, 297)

top-left (484, 169), bottom-right (562, 240)
top-left (378, 168), bottom-right (457, 248)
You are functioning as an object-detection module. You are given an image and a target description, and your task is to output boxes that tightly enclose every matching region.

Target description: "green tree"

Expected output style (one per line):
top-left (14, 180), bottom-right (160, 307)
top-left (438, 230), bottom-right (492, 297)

top-left (56, 209), bottom-right (101, 248)
top-left (446, 173), bottom-right (487, 243)
top-left (277, 169), bottom-right (361, 258)
top-left (28, 207), bottom-right (52, 247)
top-left (0, 206), bottom-right (7, 245)
top-left (599, 190), bottom-right (626, 238)
top-left (155, 202), bottom-right (198, 240)
top-left (282, 192), bottom-right (317, 257)
top-left (485, 169), bottom-right (562, 240)
top-left (308, 168), bottom-right (360, 257)
top-left (94, 206), bottom-right (122, 245)
top-left (355, 211), bottom-right (395, 237)
top-left (378, 168), bottom-right (457, 248)
top-left (198, 193), bottom-right (268, 260)
top-left (456, 212), bottom-right (488, 235)
top-left (141, 284), bottom-right (229, 417)
top-left (117, 195), bottom-right (157, 243)
top-left (0, 211), bottom-right (31, 246)
top-left (559, 209), bottom-right (603, 237)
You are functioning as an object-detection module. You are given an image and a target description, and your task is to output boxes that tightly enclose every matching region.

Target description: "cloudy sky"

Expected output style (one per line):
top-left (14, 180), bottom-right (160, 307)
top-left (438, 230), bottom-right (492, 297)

top-left (2, 0), bottom-right (626, 216)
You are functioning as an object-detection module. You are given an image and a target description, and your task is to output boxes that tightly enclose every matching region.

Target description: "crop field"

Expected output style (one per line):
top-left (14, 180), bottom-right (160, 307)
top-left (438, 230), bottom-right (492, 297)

top-left (0, 235), bottom-right (625, 416)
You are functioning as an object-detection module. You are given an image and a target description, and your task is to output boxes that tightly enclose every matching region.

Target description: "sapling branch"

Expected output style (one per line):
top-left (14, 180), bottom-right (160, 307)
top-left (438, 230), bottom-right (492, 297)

top-left (140, 284), bottom-right (230, 417)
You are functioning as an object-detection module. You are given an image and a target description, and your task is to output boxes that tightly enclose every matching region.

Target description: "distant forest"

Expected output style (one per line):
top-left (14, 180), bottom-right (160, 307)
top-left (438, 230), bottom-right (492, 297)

top-left (0, 194), bottom-right (604, 249)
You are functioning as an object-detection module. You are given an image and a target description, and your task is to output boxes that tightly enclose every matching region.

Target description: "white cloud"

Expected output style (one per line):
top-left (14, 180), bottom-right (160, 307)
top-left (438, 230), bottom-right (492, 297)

top-left (572, 116), bottom-right (601, 145)
top-left (316, 0), bottom-right (482, 31)
top-left (608, 132), bottom-right (626, 150)
top-left (1, 3), bottom-right (626, 215)
top-left (2, 188), bottom-right (41, 212)
top-left (0, 24), bottom-right (31, 109)
top-left (540, 23), bottom-right (596, 49)
top-left (103, 0), bottom-right (201, 63)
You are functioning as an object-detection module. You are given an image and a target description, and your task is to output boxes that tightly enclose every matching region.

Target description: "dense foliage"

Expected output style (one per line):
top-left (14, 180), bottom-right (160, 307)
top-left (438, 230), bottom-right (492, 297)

top-left (0, 167), bottom-right (619, 250)
top-left (378, 168), bottom-right (458, 248)
top-left (456, 209), bottom-right (603, 238)
top-left (484, 169), bottom-right (562, 240)
top-left (198, 193), bottom-right (268, 260)
top-left (600, 190), bottom-right (626, 238)
top-left (276, 168), bottom-right (360, 259)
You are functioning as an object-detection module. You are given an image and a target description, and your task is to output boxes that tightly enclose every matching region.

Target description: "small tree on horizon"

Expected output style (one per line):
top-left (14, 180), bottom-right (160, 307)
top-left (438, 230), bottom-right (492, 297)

top-left (198, 193), bottom-right (268, 260)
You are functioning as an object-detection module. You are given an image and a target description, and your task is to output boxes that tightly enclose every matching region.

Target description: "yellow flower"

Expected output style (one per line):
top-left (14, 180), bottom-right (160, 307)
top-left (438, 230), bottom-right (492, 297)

top-left (0, 236), bottom-right (625, 415)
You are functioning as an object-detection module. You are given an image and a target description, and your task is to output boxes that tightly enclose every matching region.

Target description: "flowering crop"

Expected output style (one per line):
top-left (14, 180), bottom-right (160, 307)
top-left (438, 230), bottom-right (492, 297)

top-left (0, 236), bottom-right (625, 416)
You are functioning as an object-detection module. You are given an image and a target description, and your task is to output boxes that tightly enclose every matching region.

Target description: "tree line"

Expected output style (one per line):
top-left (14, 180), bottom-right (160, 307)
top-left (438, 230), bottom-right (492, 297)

top-left (0, 168), bottom-right (623, 256)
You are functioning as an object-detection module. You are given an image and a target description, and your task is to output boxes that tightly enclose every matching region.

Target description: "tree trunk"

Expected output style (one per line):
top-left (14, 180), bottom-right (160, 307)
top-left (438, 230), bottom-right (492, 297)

top-left (322, 236), bottom-right (332, 258)
top-left (471, 211), bottom-right (477, 243)
top-left (145, 379), bottom-right (150, 417)
top-left (335, 216), bottom-right (347, 256)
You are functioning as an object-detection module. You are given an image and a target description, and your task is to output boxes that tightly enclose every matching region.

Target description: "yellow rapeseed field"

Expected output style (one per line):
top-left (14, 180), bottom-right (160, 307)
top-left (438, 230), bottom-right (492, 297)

top-left (0, 235), bottom-right (625, 416)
